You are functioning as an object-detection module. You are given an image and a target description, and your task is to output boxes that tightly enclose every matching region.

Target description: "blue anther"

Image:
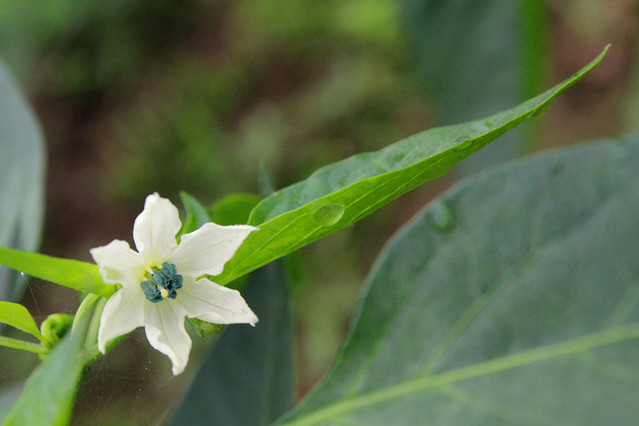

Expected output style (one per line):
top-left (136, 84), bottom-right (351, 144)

top-left (141, 280), bottom-right (163, 303)
top-left (140, 262), bottom-right (183, 303)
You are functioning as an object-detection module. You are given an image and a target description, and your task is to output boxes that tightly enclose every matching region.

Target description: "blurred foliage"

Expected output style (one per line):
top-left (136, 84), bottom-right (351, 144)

top-left (0, 0), bottom-right (636, 423)
top-left (1, 0), bottom-right (426, 205)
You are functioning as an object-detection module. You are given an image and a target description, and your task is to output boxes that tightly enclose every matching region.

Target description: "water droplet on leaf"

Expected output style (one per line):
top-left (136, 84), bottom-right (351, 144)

top-left (429, 200), bottom-right (454, 231)
top-left (529, 102), bottom-right (551, 119)
top-left (313, 204), bottom-right (345, 227)
top-left (453, 136), bottom-right (471, 151)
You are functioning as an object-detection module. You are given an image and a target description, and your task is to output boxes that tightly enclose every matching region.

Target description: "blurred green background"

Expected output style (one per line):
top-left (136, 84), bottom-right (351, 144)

top-left (0, 0), bottom-right (636, 424)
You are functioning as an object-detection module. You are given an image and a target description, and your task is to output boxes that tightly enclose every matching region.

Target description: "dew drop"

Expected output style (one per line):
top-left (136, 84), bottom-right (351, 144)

top-left (312, 203), bottom-right (345, 227)
top-left (529, 102), bottom-right (552, 119)
top-left (429, 200), bottom-right (454, 231)
top-left (453, 136), bottom-right (471, 151)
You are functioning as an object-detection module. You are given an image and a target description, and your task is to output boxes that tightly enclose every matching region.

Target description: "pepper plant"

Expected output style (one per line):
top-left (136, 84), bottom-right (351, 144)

top-left (2, 44), bottom-right (638, 425)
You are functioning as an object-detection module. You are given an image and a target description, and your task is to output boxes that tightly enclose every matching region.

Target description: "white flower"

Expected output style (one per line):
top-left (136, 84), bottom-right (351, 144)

top-left (90, 193), bottom-right (259, 375)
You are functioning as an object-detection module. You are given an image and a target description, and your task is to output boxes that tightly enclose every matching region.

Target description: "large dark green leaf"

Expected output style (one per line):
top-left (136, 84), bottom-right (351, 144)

top-left (0, 60), bottom-right (46, 301)
top-left (169, 259), bottom-right (295, 425)
top-left (278, 137), bottom-right (639, 424)
top-left (215, 47), bottom-right (607, 286)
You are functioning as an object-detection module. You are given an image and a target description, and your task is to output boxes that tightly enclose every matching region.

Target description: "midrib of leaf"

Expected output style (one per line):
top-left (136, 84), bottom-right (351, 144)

top-left (280, 322), bottom-right (639, 425)
top-left (220, 213), bottom-right (312, 282)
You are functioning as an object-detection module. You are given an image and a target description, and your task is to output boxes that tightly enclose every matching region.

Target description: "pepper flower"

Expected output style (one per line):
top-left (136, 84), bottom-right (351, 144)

top-left (90, 193), bottom-right (258, 375)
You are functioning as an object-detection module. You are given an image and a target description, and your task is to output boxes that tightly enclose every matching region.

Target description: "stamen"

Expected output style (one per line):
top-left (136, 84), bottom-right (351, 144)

top-left (140, 262), bottom-right (183, 303)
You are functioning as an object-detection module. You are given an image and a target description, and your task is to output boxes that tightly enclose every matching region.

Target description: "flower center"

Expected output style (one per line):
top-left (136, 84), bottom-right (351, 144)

top-left (140, 262), bottom-right (183, 303)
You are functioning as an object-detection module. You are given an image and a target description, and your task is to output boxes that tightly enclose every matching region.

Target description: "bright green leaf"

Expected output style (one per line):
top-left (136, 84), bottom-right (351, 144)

top-left (0, 59), bottom-right (46, 302)
top-left (216, 46), bottom-right (608, 285)
top-left (0, 301), bottom-right (43, 341)
top-left (277, 137), bottom-right (639, 425)
top-left (0, 248), bottom-right (114, 298)
top-left (169, 259), bottom-right (295, 425)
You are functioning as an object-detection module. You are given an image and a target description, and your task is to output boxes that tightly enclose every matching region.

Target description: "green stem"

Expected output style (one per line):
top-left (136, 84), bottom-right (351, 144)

top-left (84, 296), bottom-right (106, 349)
top-left (520, 0), bottom-right (548, 153)
top-left (0, 335), bottom-right (47, 354)
top-left (71, 293), bottom-right (100, 336)
top-left (79, 344), bottom-right (101, 367)
top-left (79, 333), bottom-right (129, 367)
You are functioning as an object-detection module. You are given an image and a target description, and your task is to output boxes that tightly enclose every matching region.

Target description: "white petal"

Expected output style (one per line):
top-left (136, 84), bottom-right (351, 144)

top-left (90, 240), bottom-right (144, 287)
top-left (170, 223), bottom-right (258, 277)
top-left (133, 193), bottom-right (181, 262)
top-left (178, 276), bottom-right (258, 326)
top-left (144, 300), bottom-right (191, 375)
top-left (98, 286), bottom-right (145, 353)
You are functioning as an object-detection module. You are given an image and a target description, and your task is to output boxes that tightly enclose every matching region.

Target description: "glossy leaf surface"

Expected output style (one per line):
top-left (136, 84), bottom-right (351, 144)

top-left (216, 47), bottom-right (608, 285)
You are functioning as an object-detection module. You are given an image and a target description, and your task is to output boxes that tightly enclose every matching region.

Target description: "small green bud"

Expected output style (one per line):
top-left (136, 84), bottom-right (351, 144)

top-left (40, 314), bottom-right (74, 348)
top-left (186, 317), bottom-right (225, 338)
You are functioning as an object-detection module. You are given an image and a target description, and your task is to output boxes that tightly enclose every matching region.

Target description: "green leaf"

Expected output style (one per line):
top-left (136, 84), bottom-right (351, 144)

top-left (0, 248), bottom-right (114, 298)
top-left (0, 301), bottom-right (43, 341)
top-left (169, 259), bottom-right (295, 425)
top-left (0, 59), bottom-right (46, 302)
top-left (401, 0), bottom-right (522, 167)
top-left (216, 46), bottom-right (608, 285)
top-left (2, 299), bottom-right (95, 426)
top-left (178, 191), bottom-right (261, 238)
top-left (178, 191), bottom-right (211, 238)
top-left (208, 192), bottom-right (261, 226)
top-left (277, 137), bottom-right (639, 425)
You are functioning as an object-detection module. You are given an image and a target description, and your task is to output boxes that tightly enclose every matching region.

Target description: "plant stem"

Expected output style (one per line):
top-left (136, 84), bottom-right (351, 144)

top-left (71, 293), bottom-right (100, 336)
top-left (0, 335), bottom-right (47, 354)
top-left (84, 296), bottom-right (106, 349)
top-left (79, 333), bottom-right (129, 367)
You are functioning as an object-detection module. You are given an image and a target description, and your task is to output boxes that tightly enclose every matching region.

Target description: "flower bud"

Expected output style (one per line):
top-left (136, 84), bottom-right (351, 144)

top-left (40, 314), bottom-right (74, 348)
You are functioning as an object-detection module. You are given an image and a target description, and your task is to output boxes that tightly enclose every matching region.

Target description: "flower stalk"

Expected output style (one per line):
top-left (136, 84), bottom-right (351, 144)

top-left (0, 335), bottom-right (47, 354)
